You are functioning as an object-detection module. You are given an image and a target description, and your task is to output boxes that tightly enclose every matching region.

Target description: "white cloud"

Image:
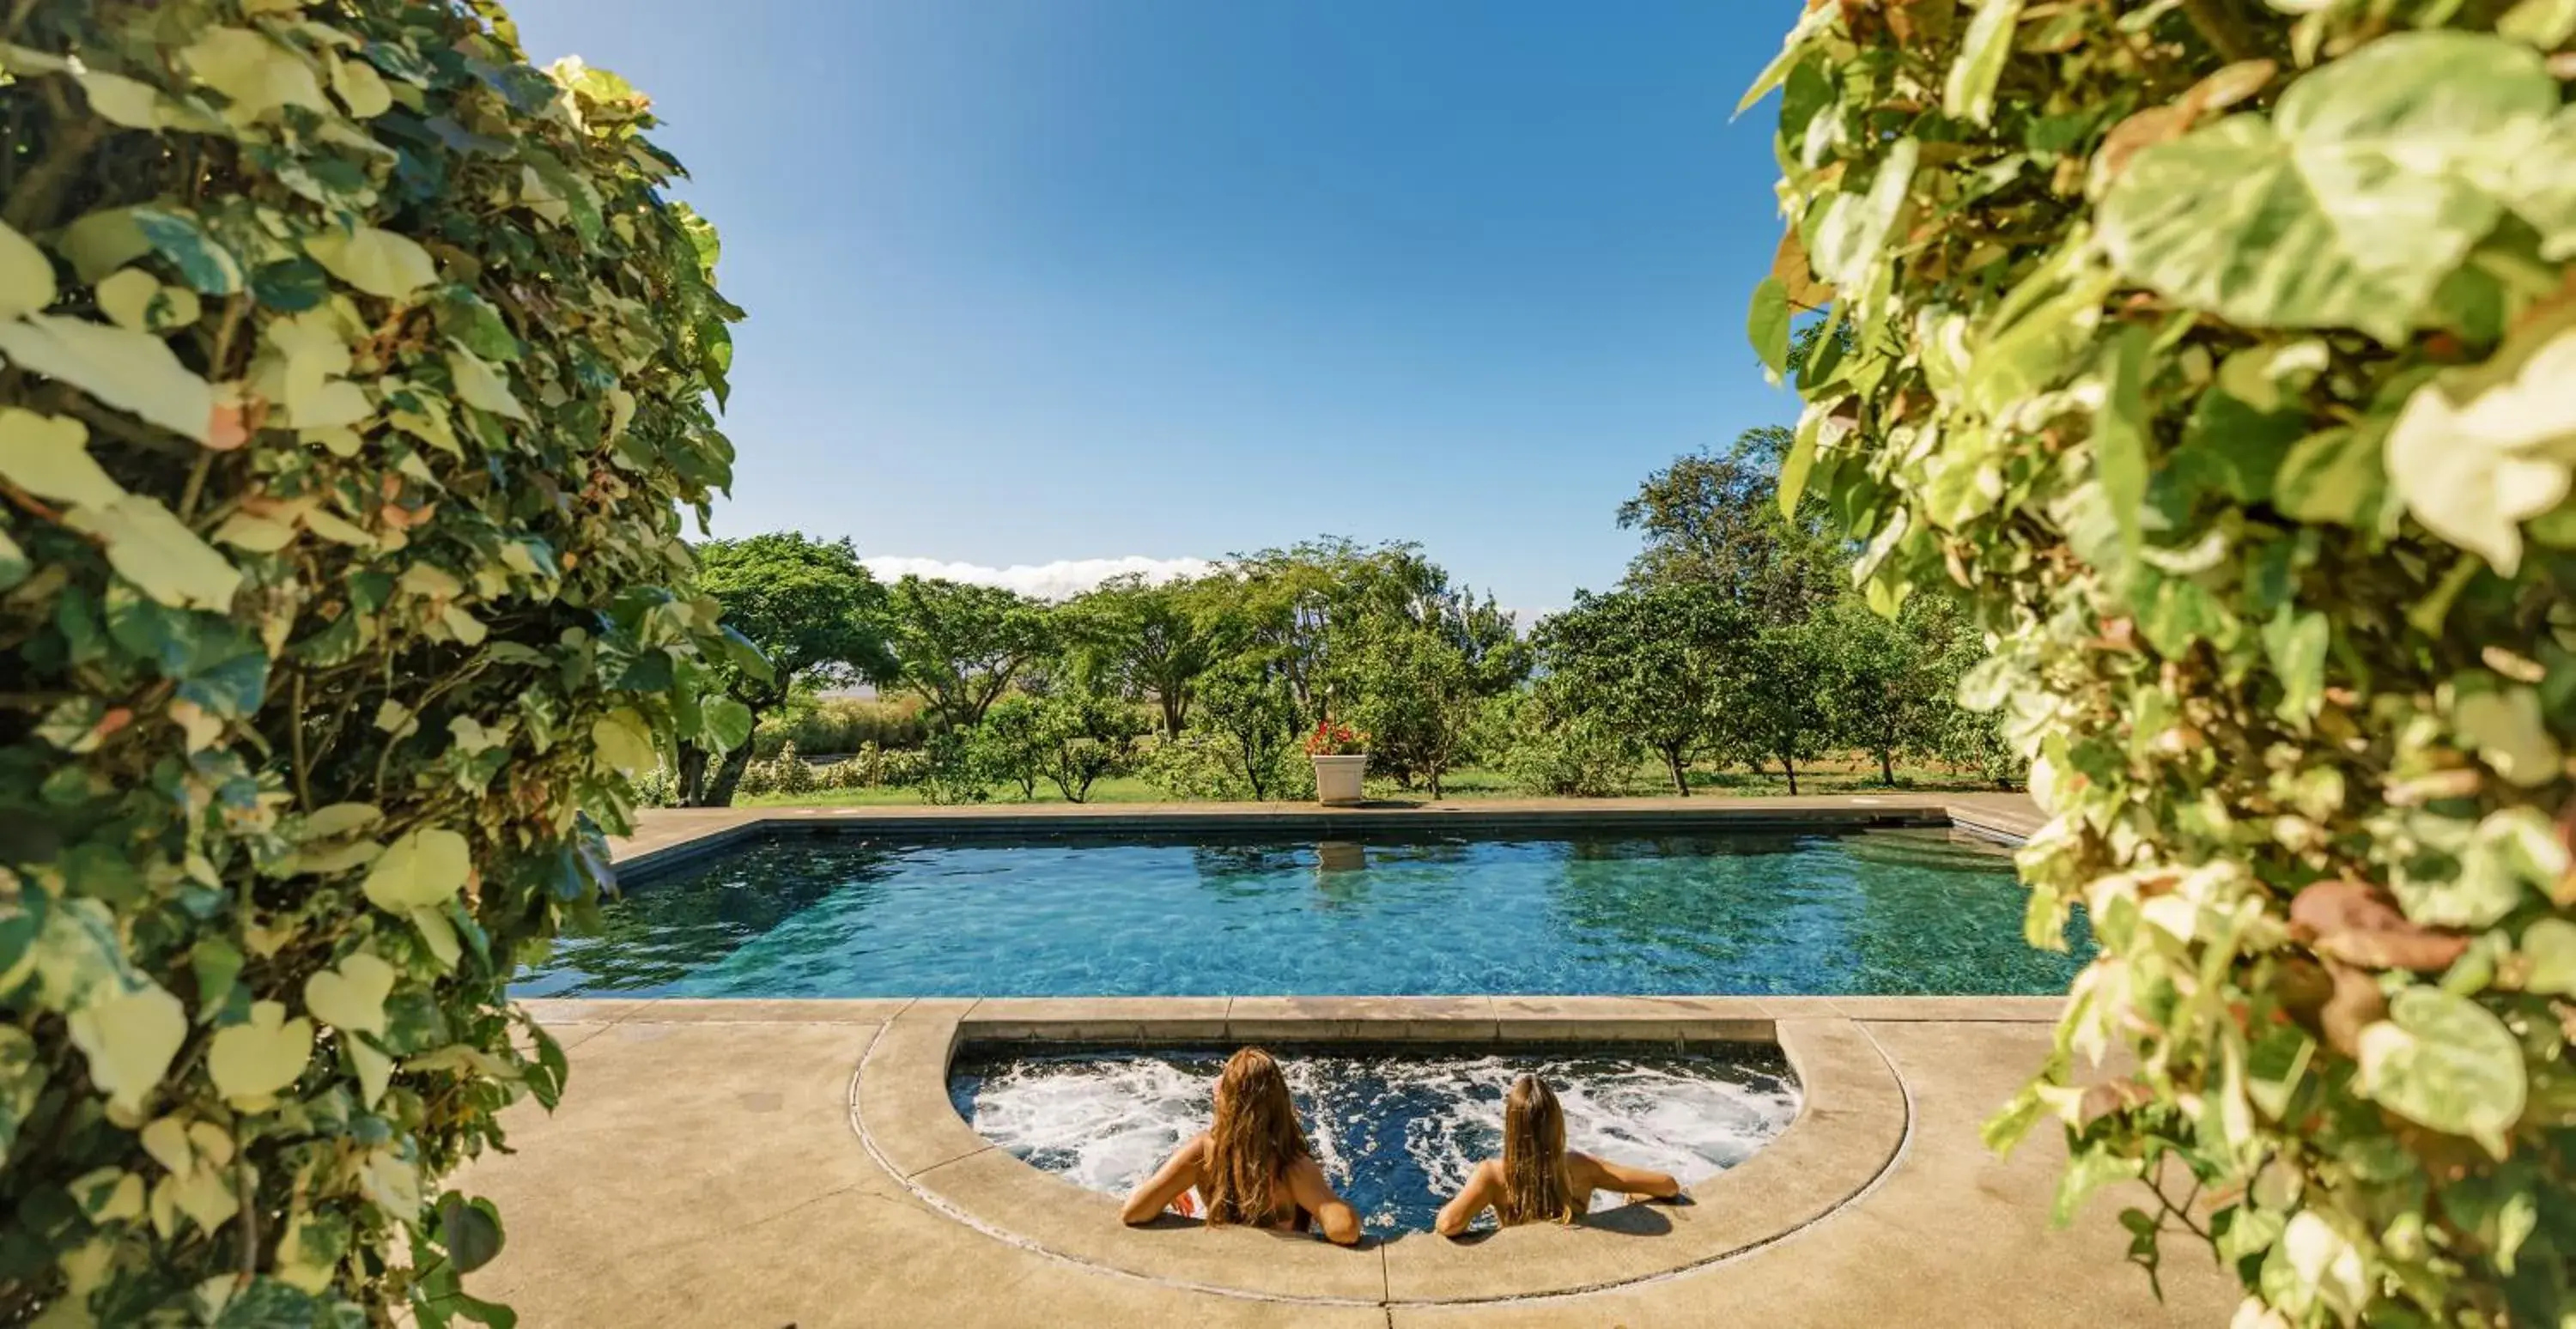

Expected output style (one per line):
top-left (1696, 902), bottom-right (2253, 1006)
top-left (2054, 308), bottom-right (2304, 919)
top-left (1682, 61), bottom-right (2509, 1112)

top-left (863, 555), bottom-right (1217, 602)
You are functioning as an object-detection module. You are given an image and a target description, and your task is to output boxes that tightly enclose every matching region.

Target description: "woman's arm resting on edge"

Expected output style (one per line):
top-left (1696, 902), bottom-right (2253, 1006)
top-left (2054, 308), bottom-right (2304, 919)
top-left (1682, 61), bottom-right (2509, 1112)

top-left (1433, 1159), bottom-right (1501, 1236)
top-left (1577, 1154), bottom-right (1680, 1200)
top-left (1288, 1156), bottom-right (1364, 1246)
top-left (1121, 1135), bottom-right (1206, 1226)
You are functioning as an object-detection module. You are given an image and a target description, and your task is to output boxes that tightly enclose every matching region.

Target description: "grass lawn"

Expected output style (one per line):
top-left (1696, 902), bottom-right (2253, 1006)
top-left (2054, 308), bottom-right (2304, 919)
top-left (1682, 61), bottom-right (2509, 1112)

top-left (733, 757), bottom-right (2010, 809)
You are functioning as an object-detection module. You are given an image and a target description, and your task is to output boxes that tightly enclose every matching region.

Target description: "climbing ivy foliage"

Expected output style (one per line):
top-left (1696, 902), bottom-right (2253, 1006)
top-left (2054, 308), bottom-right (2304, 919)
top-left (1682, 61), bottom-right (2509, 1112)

top-left (0, 1), bottom-right (750, 1323)
top-left (1747, 1), bottom-right (2575, 1324)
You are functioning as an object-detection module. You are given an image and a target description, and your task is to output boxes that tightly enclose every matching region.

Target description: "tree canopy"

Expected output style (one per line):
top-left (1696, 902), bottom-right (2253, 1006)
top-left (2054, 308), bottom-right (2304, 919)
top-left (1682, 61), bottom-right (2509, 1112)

top-left (1534, 585), bottom-right (1743, 795)
top-left (1616, 426), bottom-right (1845, 625)
top-left (881, 576), bottom-right (1053, 731)
top-left (683, 534), bottom-right (895, 804)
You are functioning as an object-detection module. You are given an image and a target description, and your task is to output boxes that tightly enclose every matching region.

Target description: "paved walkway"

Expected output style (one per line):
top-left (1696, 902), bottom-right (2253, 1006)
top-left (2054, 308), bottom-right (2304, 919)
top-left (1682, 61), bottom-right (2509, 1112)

top-left (460, 1003), bottom-right (2233, 1328)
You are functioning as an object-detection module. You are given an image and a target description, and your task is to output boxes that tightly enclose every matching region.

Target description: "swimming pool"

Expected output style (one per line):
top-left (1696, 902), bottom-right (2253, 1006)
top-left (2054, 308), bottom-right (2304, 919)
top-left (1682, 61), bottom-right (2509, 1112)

top-left (514, 825), bottom-right (2085, 998)
top-left (951, 1044), bottom-right (1800, 1234)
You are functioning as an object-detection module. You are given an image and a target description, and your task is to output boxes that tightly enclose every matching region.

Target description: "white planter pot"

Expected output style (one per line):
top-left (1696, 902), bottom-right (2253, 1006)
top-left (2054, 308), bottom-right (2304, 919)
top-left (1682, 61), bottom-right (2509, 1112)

top-left (1311, 754), bottom-right (1369, 807)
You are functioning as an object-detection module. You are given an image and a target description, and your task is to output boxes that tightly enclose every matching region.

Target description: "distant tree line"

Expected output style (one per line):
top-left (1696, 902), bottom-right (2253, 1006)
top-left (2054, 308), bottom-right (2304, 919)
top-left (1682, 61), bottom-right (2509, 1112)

top-left (671, 429), bottom-right (2014, 807)
top-left (1524, 425), bottom-right (2015, 796)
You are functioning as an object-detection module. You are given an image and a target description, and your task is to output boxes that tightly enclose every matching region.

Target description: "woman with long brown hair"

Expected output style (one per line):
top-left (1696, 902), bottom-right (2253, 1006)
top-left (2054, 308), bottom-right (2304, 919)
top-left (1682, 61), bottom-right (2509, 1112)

top-left (1433, 1073), bottom-right (1680, 1235)
top-left (1120, 1047), bottom-right (1362, 1245)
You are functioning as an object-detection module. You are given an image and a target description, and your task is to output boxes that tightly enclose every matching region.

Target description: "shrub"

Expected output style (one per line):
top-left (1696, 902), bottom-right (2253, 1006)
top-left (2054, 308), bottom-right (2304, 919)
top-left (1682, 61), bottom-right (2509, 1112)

top-left (1498, 695), bottom-right (1637, 798)
top-left (915, 731), bottom-right (991, 806)
top-left (872, 743), bottom-right (930, 790)
top-left (1749, 4), bottom-right (2574, 1323)
top-left (968, 695), bottom-right (1047, 799)
top-left (750, 694), bottom-right (926, 759)
top-left (1195, 665), bottom-right (1302, 801)
top-left (1032, 689), bottom-right (1150, 803)
top-left (734, 741), bottom-right (816, 800)
top-left (1134, 731), bottom-right (1246, 802)
top-left (632, 764), bottom-right (682, 810)
top-left (0, 3), bottom-right (744, 1323)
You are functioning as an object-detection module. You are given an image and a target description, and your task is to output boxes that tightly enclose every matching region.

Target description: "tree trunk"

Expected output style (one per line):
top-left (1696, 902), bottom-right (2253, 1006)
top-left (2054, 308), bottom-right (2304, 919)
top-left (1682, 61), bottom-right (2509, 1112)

top-left (1782, 755), bottom-right (1799, 796)
top-left (704, 743), bottom-right (754, 807)
top-left (1880, 749), bottom-right (1896, 787)
top-left (677, 744), bottom-right (711, 806)
top-left (1238, 733), bottom-right (1270, 801)
top-left (1159, 693), bottom-right (1185, 740)
top-left (1662, 748), bottom-right (1691, 797)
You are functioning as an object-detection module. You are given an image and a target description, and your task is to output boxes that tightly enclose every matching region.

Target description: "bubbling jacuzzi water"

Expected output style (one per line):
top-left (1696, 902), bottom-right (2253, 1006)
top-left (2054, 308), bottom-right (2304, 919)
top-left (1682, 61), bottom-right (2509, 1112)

top-left (949, 1046), bottom-right (1801, 1234)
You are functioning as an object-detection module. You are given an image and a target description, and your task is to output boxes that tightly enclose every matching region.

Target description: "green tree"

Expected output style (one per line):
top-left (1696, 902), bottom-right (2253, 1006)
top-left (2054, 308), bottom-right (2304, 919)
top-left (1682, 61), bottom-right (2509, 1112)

top-left (687, 533), bottom-right (896, 806)
top-left (1813, 594), bottom-right (1943, 787)
top-left (1914, 598), bottom-right (2021, 788)
top-left (1327, 581), bottom-right (1528, 798)
top-left (1033, 686), bottom-right (1151, 802)
top-left (1334, 620), bottom-right (1473, 797)
top-left (0, 7), bottom-right (737, 1321)
top-left (1533, 585), bottom-right (1742, 796)
top-left (1057, 573), bottom-right (1223, 737)
top-left (969, 695), bottom-right (1048, 799)
top-left (881, 576), bottom-right (1053, 731)
top-left (1751, 5), bottom-right (2576, 1320)
top-left (1618, 426), bottom-right (1846, 625)
top-left (1711, 624), bottom-right (1832, 795)
top-left (1194, 663), bottom-right (1300, 801)
top-left (1225, 537), bottom-right (1515, 720)
top-left (1496, 690), bottom-right (1640, 798)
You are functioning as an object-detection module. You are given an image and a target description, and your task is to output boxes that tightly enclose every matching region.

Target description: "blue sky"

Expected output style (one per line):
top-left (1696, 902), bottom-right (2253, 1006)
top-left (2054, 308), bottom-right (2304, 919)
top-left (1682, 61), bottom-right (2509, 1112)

top-left (506, 0), bottom-right (1801, 617)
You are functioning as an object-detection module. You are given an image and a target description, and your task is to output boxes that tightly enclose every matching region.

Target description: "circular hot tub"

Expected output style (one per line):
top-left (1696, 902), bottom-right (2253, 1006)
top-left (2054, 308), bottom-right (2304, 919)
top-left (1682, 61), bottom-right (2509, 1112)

top-left (846, 998), bottom-right (1910, 1305)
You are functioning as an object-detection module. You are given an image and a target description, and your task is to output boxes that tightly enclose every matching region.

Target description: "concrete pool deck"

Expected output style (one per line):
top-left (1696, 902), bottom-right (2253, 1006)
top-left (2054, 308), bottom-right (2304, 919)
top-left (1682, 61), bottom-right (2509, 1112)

top-left (458, 797), bottom-right (2239, 1326)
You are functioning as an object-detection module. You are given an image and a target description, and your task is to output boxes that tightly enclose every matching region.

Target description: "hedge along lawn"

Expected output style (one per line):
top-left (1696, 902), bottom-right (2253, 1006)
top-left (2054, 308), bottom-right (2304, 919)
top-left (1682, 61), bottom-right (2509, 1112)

top-left (732, 758), bottom-right (2005, 807)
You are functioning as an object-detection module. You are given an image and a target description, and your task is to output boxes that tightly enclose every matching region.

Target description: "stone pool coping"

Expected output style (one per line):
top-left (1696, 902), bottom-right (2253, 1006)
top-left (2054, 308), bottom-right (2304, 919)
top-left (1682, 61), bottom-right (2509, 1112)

top-left (552, 798), bottom-right (2058, 1306)
top-left (608, 792), bottom-right (2044, 882)
top-left (518, 994), bottom-right (2066, 1306)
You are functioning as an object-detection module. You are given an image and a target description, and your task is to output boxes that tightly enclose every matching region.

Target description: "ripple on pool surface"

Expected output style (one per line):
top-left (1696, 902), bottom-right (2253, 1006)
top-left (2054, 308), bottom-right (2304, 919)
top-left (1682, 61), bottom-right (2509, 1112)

top-left (948, 1045), bottom-right (1801, 1234)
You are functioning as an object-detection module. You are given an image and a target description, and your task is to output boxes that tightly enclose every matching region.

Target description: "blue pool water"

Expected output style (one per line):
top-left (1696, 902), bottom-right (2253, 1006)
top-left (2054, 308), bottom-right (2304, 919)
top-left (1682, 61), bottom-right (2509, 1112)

top-left (515, 826), bottom-right (2086, 998)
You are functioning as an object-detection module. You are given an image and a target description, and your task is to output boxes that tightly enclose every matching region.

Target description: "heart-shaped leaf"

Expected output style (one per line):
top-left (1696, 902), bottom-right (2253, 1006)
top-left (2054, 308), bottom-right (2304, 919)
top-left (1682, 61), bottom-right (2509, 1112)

top-left (589, 710), bottom-right (656, 774)
top-left (64, 495), bottom-right (243, 611)
top-left (306, 225), bottom-right (438, 300)
top-left (207, 1000), bottom-right (313, 1111)
top-left (0, 314), bottom-right (216, 442)
top-left (435, 1192), bottom-right (507, 1273)
top-left (2520, 918), bottom-right (2576, 997)
top-left (361, 828), bottom-right (470, 913)
top-left (302, 952), bottom-right (394, 1035)
top-left (64, 984), bottom-right (185, 1115)
top-left (2356, 986), bottom-right (2526, 1154)
top-left (0, 408), bottom-right (125, 508)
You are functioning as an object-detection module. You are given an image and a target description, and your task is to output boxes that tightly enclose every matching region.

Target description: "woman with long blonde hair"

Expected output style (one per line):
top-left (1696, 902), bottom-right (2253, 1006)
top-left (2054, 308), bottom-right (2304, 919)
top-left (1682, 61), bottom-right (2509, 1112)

top-left (1120, 1047), bottom-right (1362, 1246)
top-left (1434, 1073), bottom-right (1680, 1235)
